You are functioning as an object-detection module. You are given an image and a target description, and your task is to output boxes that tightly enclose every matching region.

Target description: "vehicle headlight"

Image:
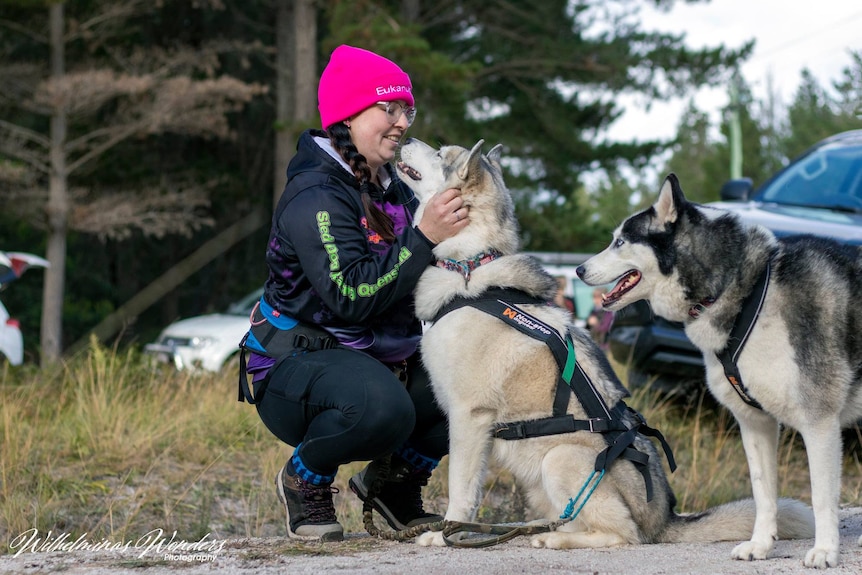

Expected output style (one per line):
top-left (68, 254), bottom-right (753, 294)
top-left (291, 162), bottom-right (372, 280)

top-left (188, 336), bottom-right (217, 349)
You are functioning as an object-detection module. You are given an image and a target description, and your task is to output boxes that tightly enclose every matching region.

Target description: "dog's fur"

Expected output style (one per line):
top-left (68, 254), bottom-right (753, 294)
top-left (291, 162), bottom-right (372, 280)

top-left (578, 173), bottom-right (862, 567)
top-left (396, 140), bottom-right (814, 551)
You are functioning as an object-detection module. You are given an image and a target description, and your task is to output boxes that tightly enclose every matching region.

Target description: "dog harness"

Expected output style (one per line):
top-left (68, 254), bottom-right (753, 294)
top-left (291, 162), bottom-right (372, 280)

top-left (690, 261), bottom-right (772, 411)
top-left (714, 261), bottom-right (772, 410)
top-left (432, 288), bottom-right (676, 502)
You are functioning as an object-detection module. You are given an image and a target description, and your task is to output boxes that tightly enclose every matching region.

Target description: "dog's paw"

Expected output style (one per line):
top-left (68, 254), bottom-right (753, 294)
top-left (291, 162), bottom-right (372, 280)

top-left (731, 540), bottom-right (771, 561)
top-left (531, 532), bottom-right (564, 549)
top-left (803, 546), bottom-right (839, 569)
top-left (416, 530), bottom-right (446, 547)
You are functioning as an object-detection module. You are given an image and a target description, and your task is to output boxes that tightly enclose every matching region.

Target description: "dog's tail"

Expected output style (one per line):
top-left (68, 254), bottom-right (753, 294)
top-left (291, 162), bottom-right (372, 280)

top-left (659, 498), bottom-right (814, 544)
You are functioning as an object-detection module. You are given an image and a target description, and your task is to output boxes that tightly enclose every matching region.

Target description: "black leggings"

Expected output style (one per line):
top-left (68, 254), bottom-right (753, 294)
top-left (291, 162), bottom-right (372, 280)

top-left (255, 347), bottom-right (448, 477)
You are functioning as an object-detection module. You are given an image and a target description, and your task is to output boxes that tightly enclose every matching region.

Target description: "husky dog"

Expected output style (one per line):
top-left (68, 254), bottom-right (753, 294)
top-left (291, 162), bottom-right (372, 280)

top-left (577, 173), bottom-right (862, 568)
top-left (396, 139), bottom-right (814, 551)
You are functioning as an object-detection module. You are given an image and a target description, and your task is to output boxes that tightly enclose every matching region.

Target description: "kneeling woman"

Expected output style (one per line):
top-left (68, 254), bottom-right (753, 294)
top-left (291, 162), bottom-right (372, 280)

top-left (239, 44), bottom-right (469, 541)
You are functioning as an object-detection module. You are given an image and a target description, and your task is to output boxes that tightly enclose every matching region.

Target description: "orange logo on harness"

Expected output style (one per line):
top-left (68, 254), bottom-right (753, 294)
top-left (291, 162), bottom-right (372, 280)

top-left (502, 307), bottom-right (517, 319)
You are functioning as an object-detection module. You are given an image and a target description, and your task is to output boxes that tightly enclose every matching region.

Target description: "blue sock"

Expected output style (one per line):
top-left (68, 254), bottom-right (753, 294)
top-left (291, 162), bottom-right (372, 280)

top-left (289, 444), bottom-right (336, 485)
top-left (395, 444), bottom-right (439, 474)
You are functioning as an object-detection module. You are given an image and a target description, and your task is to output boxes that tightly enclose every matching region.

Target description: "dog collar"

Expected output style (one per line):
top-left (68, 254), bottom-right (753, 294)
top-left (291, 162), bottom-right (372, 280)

top-left (435, 249), bottom-right (503, 282)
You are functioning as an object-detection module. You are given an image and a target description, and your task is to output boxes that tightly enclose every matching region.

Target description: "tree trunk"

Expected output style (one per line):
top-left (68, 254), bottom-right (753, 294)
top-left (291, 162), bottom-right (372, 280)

top-left (273, 0), bottom-right (317, 209)
top-left (40, 1), bottom-right (68, 366)
top-left (292, 0), bottom-right (317, 123)
top-left (272, 0), bottom-right (294, 208)
top-left (400, 0), bottom-right (420, 21)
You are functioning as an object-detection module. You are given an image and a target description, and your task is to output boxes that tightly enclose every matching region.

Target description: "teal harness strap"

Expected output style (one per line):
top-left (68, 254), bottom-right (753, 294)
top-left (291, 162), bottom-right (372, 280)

top-left (560, 469), bottom-right (605, 520)
top-left (562, 337), bottom-right (576, 385)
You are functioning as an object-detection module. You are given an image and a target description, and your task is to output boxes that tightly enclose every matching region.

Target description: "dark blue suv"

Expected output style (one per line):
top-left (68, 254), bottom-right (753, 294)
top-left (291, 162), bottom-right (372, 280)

top-left (608, 130), bottom-right (862, 390)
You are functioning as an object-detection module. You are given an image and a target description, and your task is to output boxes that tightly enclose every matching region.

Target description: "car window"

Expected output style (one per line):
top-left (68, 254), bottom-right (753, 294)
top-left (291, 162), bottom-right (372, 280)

top-left (759, 144), bottom-right (862, 210)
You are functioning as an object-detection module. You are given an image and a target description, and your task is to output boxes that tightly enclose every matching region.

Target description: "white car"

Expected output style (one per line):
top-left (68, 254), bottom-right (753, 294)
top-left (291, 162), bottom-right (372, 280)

top-left (144, 288), bottom-right (263, 372)
top-left (0, 300), bottom-right (23, 365)
top-left (0, 251), bottom-right (49, 366)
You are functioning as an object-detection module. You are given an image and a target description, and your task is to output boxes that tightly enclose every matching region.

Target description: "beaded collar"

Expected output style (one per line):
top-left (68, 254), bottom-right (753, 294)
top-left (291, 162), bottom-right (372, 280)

top-left (435, 249), bottom-right (504, 282)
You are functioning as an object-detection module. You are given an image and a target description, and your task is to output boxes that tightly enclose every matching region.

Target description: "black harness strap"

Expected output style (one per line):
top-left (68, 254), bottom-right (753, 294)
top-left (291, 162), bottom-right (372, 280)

top-left (434, 288), bottom-right (577, 417)
top-left (237, 333), bottom-right (263, 404)
top-left (432, 287), bottom-right (546, 323)
top-left (714, 261), bottom-right (772, 410)
top-left (494, 409), bottom-right (628, 439)
top-left (237, 315), bottom-right (339, 405)
top-left (433, 289), bottom-right (676, 501)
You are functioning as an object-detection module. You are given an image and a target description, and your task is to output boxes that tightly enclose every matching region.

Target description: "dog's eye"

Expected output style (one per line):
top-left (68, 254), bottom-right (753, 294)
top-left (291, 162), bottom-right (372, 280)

top-left (613, 238), bottom-right (625, 248)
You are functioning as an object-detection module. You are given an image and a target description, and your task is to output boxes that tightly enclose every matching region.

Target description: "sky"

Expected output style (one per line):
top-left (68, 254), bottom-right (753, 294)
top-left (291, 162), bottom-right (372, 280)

top-left (605, 0), bottom-right (862, 143)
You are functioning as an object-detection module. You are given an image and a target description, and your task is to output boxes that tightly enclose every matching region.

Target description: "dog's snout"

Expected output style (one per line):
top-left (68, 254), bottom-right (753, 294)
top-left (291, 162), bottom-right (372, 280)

top-left (575, 264), bottom-right (586, 279)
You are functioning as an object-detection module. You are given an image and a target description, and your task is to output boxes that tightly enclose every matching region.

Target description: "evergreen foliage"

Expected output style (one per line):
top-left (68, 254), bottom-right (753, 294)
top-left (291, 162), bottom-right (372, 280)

top-left (0, 1), bottom-right (858, 363)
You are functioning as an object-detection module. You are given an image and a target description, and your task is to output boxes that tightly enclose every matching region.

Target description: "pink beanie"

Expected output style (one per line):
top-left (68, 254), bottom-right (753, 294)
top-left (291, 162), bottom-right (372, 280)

top-left (318, 45), bottom-right (414, 129)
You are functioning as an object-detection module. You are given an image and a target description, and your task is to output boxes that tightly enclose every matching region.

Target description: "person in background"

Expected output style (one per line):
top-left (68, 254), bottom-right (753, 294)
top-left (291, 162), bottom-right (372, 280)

top-left (586, 287), bottom-right (614, 350)
top-left (553, 275), bottom-right (576, 319)
top-left (237, 45), bottom-right (468, 541)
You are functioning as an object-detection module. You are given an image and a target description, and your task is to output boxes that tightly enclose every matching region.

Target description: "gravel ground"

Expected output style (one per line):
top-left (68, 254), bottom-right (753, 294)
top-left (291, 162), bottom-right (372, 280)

top-left (3, 508), bottom-right (861, 575)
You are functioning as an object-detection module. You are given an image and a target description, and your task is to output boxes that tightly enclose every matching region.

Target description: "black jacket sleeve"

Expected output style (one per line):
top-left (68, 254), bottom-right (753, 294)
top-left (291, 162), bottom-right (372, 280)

top-left (280, 180), bottom-right (435, 324)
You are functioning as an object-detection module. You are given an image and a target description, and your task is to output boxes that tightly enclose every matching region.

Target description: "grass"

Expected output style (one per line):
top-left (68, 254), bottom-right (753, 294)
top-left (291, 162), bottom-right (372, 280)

top-left (2, 340), bottom-right (861, 551)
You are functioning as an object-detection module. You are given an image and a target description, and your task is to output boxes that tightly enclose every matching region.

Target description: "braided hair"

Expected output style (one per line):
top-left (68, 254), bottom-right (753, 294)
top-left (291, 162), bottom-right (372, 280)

top-left (326, 122), bottom-right (396, 244)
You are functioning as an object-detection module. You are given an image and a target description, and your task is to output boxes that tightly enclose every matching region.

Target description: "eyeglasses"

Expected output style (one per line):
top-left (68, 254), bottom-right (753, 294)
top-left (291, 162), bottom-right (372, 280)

top-left (376, 101), bottom-right (417, 127)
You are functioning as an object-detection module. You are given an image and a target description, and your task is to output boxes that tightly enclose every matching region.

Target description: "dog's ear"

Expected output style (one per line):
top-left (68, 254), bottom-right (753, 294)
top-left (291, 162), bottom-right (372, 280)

top-left (457, 139), bottom-right (485, 181)
top-left (655, 173), bottom-right (686, 224)
top-left (486, 144), bottom-right (503, 168)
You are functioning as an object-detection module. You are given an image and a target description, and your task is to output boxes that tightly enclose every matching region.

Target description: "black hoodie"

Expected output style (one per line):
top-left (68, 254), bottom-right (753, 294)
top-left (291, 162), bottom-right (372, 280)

top-left (261, 130), bottom-right (436, 362)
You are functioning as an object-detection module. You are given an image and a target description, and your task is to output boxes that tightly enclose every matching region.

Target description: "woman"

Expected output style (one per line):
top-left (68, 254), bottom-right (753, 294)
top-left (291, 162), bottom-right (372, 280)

top-left (238, 45), bottom-right (468, 542)
top-left (586, 287), bottom-right (614, 350)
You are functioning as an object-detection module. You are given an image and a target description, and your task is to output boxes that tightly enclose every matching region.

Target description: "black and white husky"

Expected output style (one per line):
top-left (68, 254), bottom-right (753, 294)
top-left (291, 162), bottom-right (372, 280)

top-left (578, 173), bottom-right (862, 568)
top-left (396, 141), bottom-right (814, 551)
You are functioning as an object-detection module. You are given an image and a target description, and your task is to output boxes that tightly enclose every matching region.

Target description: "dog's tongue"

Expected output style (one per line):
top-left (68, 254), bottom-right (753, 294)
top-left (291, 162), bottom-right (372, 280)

top-left (604, 270), bottom-right (641, 306)
top-left (397, 161), bottom-right (422, 181)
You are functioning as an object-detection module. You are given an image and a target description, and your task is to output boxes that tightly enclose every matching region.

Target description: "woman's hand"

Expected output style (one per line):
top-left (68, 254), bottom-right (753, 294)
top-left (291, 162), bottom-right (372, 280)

top-left (416, 188), bottom-right (469, 244)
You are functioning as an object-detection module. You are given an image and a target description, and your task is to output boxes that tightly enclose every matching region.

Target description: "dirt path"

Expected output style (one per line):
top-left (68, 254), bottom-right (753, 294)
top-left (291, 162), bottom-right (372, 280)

top-left (3, 508), bottom-right (861, 574)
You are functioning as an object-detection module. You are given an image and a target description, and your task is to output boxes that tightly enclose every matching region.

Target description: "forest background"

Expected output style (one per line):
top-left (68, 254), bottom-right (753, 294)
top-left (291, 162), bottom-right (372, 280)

top-left (1, 0), bottom-right (860, 366)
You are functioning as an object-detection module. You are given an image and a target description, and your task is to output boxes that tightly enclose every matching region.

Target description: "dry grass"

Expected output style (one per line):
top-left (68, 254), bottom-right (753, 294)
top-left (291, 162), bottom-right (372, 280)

top-left (1, 341), bottom-right (861, 550)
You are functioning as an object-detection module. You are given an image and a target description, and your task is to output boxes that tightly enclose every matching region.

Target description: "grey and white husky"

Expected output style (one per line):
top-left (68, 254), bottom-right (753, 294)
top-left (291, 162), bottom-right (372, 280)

top-left (578, 173), bottom-right (862, 568)
top-left (395, 140), bottom-right (814, 550)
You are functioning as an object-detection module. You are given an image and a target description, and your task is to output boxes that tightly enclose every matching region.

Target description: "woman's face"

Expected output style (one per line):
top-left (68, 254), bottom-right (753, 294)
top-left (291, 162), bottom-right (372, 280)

top-left (348, 100), bottom-right (413, 173)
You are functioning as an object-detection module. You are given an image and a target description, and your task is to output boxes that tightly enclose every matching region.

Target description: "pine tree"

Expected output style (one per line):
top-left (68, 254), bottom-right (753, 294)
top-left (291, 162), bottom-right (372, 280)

top-left (0, 0), bottom-right (264, 363)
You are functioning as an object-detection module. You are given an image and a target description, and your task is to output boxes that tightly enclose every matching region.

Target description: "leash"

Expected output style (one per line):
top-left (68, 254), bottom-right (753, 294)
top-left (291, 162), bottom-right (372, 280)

top-left (560, 469), bottom-right (605, 520)
top-left (356, 454), bottom-right (543, 546)
top-left (440, 468), bottom-right (606, 548)
top-left (361, 469), bottom-right (606, 548)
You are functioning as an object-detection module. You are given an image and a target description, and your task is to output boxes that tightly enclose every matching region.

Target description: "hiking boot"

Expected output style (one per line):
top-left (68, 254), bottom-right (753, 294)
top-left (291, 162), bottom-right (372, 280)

top-left (348, 456), bottom-right (443, 530)
top-left (275, 462), bottom-right (343, 541)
